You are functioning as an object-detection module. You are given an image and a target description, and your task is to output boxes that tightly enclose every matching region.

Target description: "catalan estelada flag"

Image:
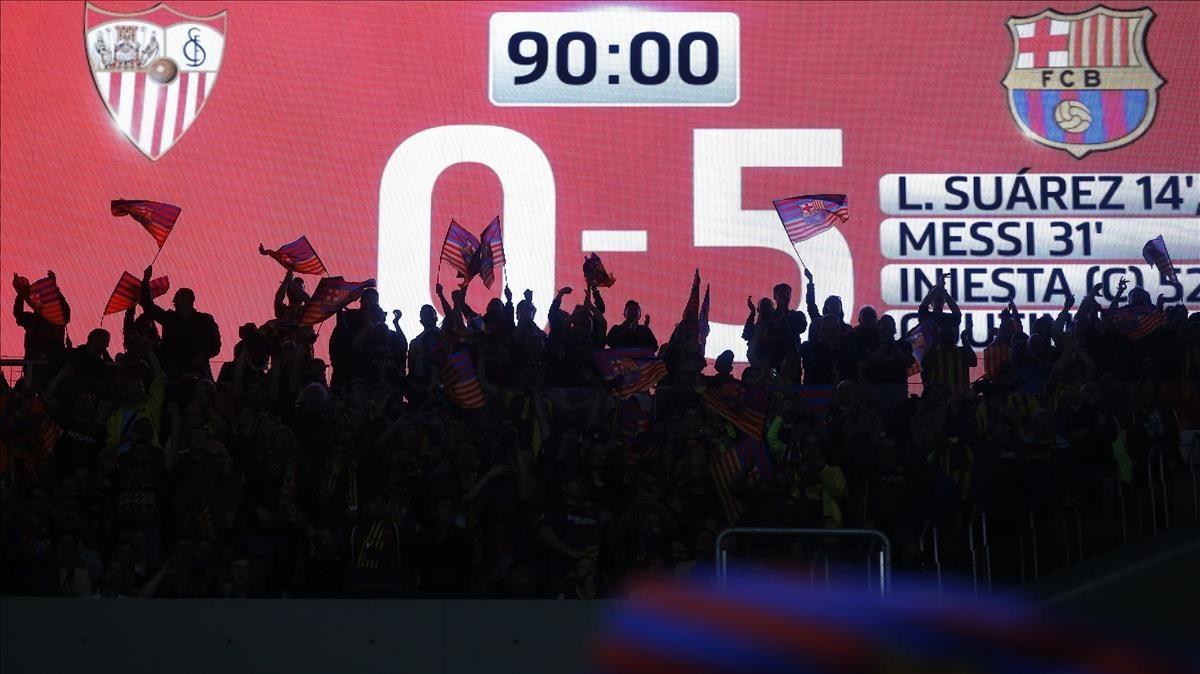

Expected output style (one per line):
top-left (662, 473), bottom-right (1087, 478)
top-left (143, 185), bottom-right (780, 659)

top-left (111, 199), bottom-right (181, 249)
top-left (595, 348), bottom-right (669, 399)
top-left (260, 236), bottom-right (327, 275)
top-left (104, 272), bottom-right (169, 315)
top-left (299, 276), bottom-right (375, 326)
top-left (773, 194), bottom-right (848, 244)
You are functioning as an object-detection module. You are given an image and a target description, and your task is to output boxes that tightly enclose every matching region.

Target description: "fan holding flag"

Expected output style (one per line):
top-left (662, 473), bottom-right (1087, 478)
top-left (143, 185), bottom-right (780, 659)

top-left (137, 265), bottom-right (222, 379)
top-left (10, 270), bottom-right (71, 368)
top-left (437, 217), bottom-right (505, 289)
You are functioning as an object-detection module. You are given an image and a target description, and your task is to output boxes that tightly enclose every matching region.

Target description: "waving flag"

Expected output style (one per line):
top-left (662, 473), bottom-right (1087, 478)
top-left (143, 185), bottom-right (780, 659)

top-left (440, 220), bottom-right (479, 278)
top-left (26, 276), bottom-right (67, 326)
top-left (703, 381), bottom-right (769, 438)
top-left (479, 216), bottom-right (505, 287)
top-left (595, 348), bottom-right (669, 399)
top-left (260, 236), bottom-right (327, 275)
top-left (111, 199), bottom-right (181, 249)
top-left (904, 319), bottom-right (937, 365)
top-left (440, 349), bottom-right (486, 408)
top-left (1106, 304), bottom-right (1166, 340)
top-left (1142, 235), bottom-right (1178, 284)
top-left (583, 253), bottom-right (617, 288)
top-left (299, 276), bottom-right (375, 326)
top-left (773, 194), bottom-right (848, 244)
top-left (104, 272), bottom-right (170, 315)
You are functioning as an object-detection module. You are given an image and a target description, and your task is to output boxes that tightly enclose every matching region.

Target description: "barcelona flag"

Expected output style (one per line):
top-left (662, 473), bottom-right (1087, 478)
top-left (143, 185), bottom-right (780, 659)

top-left (260, 236), bottom-right (327, 276)
top-left (104, 271), bottom-right (169, 315)
top-left (111, 199), bottom-right (181, 249)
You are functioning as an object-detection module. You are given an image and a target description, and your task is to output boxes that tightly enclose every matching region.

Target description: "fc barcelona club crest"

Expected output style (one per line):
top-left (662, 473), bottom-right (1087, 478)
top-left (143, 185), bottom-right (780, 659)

top-left (85, 3), bottom-right (226, 160)
top-left (1002, 6), bottom-right (1163, 158)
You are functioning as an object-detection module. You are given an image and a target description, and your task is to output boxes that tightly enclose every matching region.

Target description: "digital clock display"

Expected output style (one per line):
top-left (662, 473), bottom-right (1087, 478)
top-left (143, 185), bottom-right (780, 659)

top-left (489, 11), bottom-right (739, 106)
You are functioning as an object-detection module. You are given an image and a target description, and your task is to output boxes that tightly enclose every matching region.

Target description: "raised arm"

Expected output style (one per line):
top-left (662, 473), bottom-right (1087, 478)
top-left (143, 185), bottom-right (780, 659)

top-left (804, 268), bottom-right (821, 323)
top-left (273, 269), bottom-right (294, 318)
top-left (741, 296), bottom-right (757, 343)
top-left (1108, 277), bottom-right (1128, 310)
top-left (139, 266), bottom-right (170, 323)
top-left (590, 285), bottom-right (606, 316)
top-left (11, 274), bottom-right (32, 323)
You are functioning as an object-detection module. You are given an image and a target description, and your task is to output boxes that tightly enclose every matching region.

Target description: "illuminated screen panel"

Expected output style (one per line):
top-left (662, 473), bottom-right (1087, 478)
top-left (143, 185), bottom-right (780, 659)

top-left (1, 1), bottom-right (1197, 364)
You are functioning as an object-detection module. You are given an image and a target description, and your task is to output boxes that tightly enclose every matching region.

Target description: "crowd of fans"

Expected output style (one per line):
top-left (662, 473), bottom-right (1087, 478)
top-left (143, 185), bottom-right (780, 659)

top-left (2, 262), bottom-right (1196, 598)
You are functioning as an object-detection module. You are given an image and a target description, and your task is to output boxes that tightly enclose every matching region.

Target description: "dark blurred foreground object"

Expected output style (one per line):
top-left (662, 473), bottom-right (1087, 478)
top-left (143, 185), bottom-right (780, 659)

top-left (592, 577), bottom-right (1195, 674)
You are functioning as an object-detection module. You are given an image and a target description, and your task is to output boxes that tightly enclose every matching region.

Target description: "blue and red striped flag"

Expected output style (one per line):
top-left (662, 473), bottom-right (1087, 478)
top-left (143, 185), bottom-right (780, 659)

top-left (1142, 235), bottom-right (1177, 284)
top-left (440, 220), bottom-right (480, 280)
top-left (104, 271), bottom-right (169, 315)
top-left (904, 319), bottom-right (937, 370)
top-left (772, 194), bottom-right (848, 244)
top-left (595, 348), bottom-right (669, 399)
top-left (24, 275), bottom-right (67, 326)
top-left (440, 218), bottom-right (504, 289)
top-left (703, 381), bottom-right (769, 439)
top-left (298, 276), bottom-right (375, 326)
top-left (479, 216), bottom-right (505, 287)
top-left (1106, 304), bottom-right (1167, 340)
top-left (111, 199), bottom-right (181, 249)
top-left (440, 349), bottom-right (486, 408)
top-left (260, 236), bottom-right (327, 275)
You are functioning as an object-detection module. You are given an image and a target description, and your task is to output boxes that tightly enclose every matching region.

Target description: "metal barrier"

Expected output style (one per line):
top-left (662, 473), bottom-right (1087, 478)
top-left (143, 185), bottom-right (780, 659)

top-left (714, 527), bottom-right (892, 595)
top-left (967, 508), bottom-right (993, 595)
top-left (0, 357), bottom-right (47, 385)
top-left (918, 521), bottom-right (942, 593)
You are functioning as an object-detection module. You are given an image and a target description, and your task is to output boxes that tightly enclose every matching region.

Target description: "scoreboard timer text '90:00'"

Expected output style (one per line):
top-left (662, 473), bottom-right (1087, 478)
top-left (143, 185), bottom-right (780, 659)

top-left (489, 11), bottom-right (739, 106)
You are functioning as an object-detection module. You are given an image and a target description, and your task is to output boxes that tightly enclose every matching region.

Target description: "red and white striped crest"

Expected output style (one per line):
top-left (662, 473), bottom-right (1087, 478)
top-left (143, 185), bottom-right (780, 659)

top-left (85, 3), bottom-right (226, 160)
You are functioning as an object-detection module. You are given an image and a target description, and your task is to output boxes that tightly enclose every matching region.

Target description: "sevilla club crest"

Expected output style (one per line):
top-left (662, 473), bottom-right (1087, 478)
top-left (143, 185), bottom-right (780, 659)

top-left (1002, 6), bottom-right (1163, 158)
top-left (85, 3), bottom-right (226, 160)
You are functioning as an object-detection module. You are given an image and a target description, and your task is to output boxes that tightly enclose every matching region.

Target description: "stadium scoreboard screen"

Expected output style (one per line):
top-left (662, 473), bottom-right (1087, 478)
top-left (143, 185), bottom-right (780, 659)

top-left (1, 1), bottom-right (1197, 363)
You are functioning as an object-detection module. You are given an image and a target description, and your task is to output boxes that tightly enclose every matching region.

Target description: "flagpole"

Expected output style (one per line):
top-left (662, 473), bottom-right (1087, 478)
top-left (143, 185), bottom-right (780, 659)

top-left (789, 240), bottom-right (809, 272)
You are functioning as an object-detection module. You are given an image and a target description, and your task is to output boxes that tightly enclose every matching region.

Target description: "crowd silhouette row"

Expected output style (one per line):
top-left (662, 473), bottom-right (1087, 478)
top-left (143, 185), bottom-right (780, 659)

top-left (2, 258), bottom-right (1197, 598)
